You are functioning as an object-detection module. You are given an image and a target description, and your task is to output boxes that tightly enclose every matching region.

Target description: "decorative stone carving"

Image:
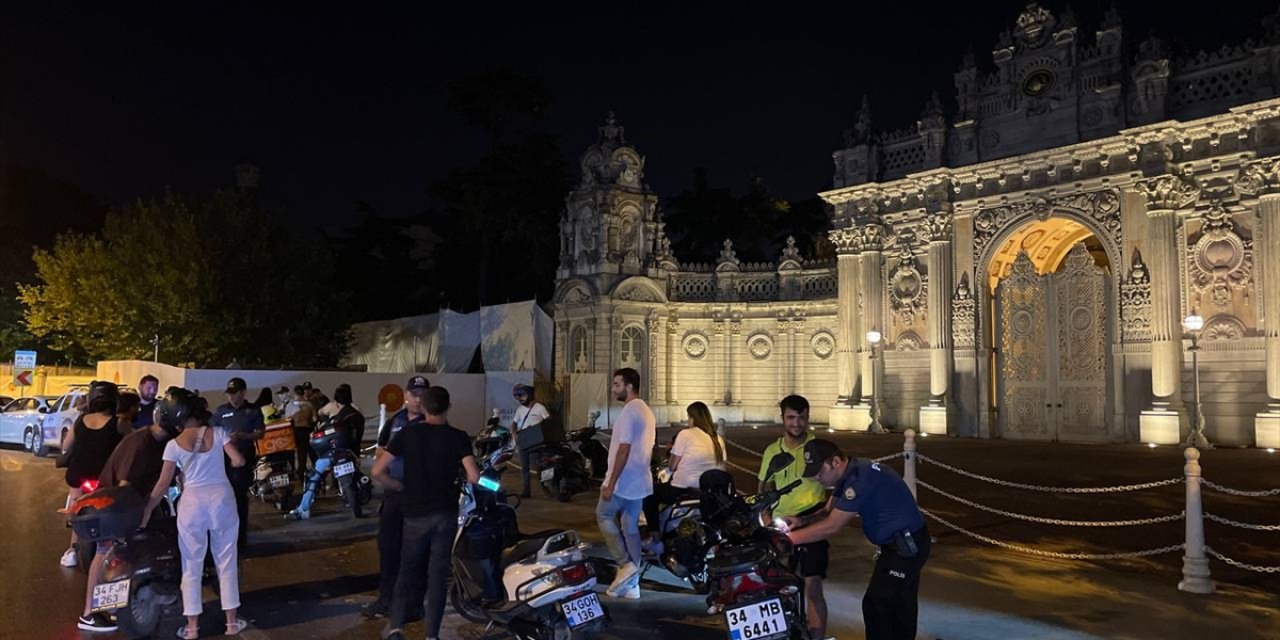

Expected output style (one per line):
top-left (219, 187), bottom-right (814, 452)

top-left (747, 334), bottom-right (773, 360)
top-left (560, 287), bottom-right (592, 304)
top-left (1014, 3), bottom-right (1056, 49)
top-left (952, 273), bottom-right (976, 349)
top-left (973, 190), bottom-right (1121, 260)
top-left (851, 218), bottom-right (891, 253)
top-left (1202, 315), bottom-right (1247, 341)
top-left (922, 209), bottom-right (954, 242)
top-left (616, 285), bottom-right (660, 303)
top-left (1236, 158), bottom-right (1280, 197)
top-left (1136, 174), bottom-right (1200, 211)
top-left (683, 333), bottom-right (709, 360)
top-left (1119, 251), bottom-right (1153, 342)
top-left (1188, 203), bottom-right (1253, 308)
top-left (811, 332), bottom-right (836, 360)
top-left (895, 331), bottom-right (924, 352)
top-left (716, 239), bottom-right (741, 272)
top-left (889, 244), bottom-right (928, 326)
top-left (828, 228), bottom-right (860, 255)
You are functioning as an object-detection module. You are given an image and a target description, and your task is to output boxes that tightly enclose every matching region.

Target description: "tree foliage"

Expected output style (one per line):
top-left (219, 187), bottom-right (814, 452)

top-left (19, 190), bottom-right (351, 368)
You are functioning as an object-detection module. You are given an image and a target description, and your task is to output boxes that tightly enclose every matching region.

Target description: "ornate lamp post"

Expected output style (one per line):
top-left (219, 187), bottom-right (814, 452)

top-left (1183, 313), bottom-right (1213, 450)
top-left (867, 329), bottom-right (887, 434)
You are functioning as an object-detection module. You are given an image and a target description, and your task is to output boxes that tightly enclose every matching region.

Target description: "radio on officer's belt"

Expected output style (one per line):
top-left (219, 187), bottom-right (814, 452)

top-left (894, 528), bottom-right (918, 558)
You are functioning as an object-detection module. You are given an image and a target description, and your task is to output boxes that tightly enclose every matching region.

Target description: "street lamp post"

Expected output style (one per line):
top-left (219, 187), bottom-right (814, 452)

top-left (1183, 313), bottom-right (1213, 450)
top-left (867, 329), bottom-right (887, 434)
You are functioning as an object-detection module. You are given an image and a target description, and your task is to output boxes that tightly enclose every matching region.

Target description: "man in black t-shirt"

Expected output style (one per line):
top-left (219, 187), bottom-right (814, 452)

top-left (372, 386), bottom-right (480, 640)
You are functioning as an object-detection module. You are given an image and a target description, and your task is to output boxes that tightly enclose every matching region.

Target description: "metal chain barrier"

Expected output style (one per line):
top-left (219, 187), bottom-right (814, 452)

top-left (724, 438), bottom-right (765, 458)
top-left (873, 452), bottom-right (905, 463)
top-left (1203, 513), bottom-right (1280, 531)
top-left (1201, 479), bottom-right (1280, 497)
top-left (918, 480), bottom-right (1185, 527)
top-left (1204, 546), bottom-right (1280, 573)
top-left (916, 454), bottom-right (1183, 493)
top-left (921, 508), bottom-right (1184, 560)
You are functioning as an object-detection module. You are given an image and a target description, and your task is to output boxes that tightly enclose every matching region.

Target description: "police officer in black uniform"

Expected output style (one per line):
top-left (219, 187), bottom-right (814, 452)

top-left (362, 375), bottom-right (429, 619)
top-left (783, 439), bottom-right (930, 640)
top-left (211, 377), bottom-right (266, 550)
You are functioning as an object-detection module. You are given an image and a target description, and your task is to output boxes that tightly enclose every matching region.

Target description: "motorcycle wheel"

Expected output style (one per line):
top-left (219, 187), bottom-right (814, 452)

top-left (448, 578), bottom-right (490, 624)
top-left (359, 475), bottom-right (374, 506)
top-left (275, 485), bottom-right (294, 512)
top-left (539, 619), bottom-right (572, 640)
top-left (554, 477), bottom-right (573, 503)
top-left (339, 476), bottom-right (362, 518)
top-left (115, 582), bottom-right (167, 639)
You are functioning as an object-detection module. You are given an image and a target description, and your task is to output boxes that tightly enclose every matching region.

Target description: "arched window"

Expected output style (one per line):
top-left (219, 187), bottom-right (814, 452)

top-left (571, 325), bottom-right (590, 373)
top-left (618, 326), bottom-right (646, 389)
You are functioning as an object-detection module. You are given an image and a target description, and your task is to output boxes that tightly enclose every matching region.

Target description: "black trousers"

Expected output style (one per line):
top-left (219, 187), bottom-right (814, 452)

top-left (377, 491), bottom-right (405, 600)
top-left (519, 447), bottom-right (533, 496)
top-left (389, 511), bottom-right (457, 637)
top-left (642, 482), bottom-right (699, 535)
top-left (227, 465), bottom-right (253, 550)
top-left (863, 523), bottom-right (931, 640)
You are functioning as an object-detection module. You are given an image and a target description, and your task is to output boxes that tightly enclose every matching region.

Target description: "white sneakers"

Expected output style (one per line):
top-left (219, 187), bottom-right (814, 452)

top-left (60, 547), bottom-right (78, 568)
top-left (606, 562), bottom-right (640, 598)
top-left (286, 509), bottom-right (310, 521)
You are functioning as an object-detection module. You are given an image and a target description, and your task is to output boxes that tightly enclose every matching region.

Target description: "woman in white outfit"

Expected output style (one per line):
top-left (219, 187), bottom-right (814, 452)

top-left (141, 389), bottom-right (247, 639)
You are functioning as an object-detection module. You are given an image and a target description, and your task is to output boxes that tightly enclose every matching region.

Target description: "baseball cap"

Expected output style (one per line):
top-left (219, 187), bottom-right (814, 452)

top-left (406, 375), bottom-right (430, 392)
top-left (802, 439), bottom-right (844, 477)
top-left (225, 377), bottom-right (247, 394)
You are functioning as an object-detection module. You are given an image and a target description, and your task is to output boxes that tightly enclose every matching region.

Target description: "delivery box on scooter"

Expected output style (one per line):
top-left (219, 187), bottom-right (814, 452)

top-left (515, 418), bottom-right (564, 452)
top-left (69, 486), bottom-right (146, 542)
top-left (255, 419), bottom-right (297, 457)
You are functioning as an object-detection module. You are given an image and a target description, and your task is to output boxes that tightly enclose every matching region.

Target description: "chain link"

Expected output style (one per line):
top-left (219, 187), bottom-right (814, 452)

top-left (918, 480), bottom-right (1184, 527)
top-left (916, 454), bottom-right (1183, 493)
top-left (921, 508), bottom-right (1184, 560)
top-left (1201, 479), bottom-right (1280, 497)
top-left (874, 452), bottom-right (905, 463)
top-left (1204, 513), bottom-right (1280, 531)
top-left (724, 438), bottom-right (765, 458)
top-left (1204, 546), bottom-right (1280, 573)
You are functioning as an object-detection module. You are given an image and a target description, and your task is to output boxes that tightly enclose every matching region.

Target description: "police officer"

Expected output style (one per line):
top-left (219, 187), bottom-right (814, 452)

top-left (361, 375), bottom-right (429, 619)
top-left (784, 439), bottom-right (929, 640)
top-left (211, 376), bottom-right (266, 550)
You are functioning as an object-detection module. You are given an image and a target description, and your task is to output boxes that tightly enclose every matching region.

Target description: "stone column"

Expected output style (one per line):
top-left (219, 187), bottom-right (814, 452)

top-left (665, 318), bottom-right (679, 406)
top-left (859, 245), bottom-right (885, 404)
top-left (1239, 160), bottom-right (1280, 447)
top-left (921, 208), bottom-right (953, 435)
top-left (1137, 175), bottom-right (1199, 444)
top-left (829, 229), bottom-right (860, 403)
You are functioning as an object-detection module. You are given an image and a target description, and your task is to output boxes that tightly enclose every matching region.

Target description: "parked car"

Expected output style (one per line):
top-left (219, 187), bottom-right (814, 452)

top-left (0, 396), bottom-right (56, 450)
top-left (0, 396), bottom-right (13, 409)
top-left (35, 385), bottom-right (137, 457)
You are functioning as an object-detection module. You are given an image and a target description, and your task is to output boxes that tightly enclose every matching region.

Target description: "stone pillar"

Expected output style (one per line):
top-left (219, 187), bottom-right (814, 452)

top-left (921, 209), bottom-right (953, 435)
top-left (1239, 160), bottom-right (1280, 447)
top-left (859, 246), bottom-right (884, 404)
top-left (1137, 176), bottom-right (1199, 444)
top-left (830, 230), bottom-right (860, 402)
top-left (665, 318), bottom-right (679, 406)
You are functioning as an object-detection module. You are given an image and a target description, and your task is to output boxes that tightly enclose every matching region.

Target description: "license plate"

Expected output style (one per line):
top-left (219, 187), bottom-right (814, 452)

top-left (725, 598), bottom-right (787, 640)
top-left (541, 468), bottom-right (555, 481)
top-left (91, 579), bottom-right (130, 613)
top-left (560, 591), bottom-right (603, 628)
top-left (334, 462), bottom-right (355, 477)
top-left (269, 474), bottom-right (291, 488)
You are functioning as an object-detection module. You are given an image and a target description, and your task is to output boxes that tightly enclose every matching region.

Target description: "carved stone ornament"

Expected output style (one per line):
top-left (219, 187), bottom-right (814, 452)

top-left (852, 218), bottom-right (891, 254)
top-left (828, 228), bottom-right (860, 255)
top-left (922, 209), bottom-right (954, 242)
top-left (1236, 158), bottom-right (1280, 197)
top-left (716, 239), bottom-right (741, 272)
top-left (811, 332), bottom-right (836, 360)
top-left (952, 272), bottom-right (977, 349)
top-left (1119, 251), bottom-right (1153, 342)
top-left (1202, 315), bottom-right (1246, 341)
top-left (1136, 175), bottom-right (1200, 211)
top-left (683, 333), bottom-right (709, 360)
top-left (973, 190), bottom-right (1121, 259)
top-left (1187, 204), bottom-right (1252, 308)
top-left (747, 334), bottom-right (773, 360)
top-left (615, 285), bottom-right (660, 303)
top-left (1014, 3), bottom-right (1057, 49)
top-left (894, 331), bottom-right (924, 352)
top-left (560, 286), bottom-right (592, 304)
top-left (889, 245), bottom-right (928, 326)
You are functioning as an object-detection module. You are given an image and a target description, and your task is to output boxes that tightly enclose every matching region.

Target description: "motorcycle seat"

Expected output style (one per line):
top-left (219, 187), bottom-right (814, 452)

top-left (501, 528), bottom-right (567, 568)
top-left (707, 544), bottom-right (769, 577)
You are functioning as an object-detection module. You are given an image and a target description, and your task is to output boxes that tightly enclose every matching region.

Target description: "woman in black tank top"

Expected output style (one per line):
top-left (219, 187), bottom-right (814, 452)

top-left (65, 412), bottom-right (123, 488)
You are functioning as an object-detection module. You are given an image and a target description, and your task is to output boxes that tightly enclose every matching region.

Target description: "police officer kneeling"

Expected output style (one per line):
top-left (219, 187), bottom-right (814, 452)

top-left (783, 439), bottom-right (929, 640)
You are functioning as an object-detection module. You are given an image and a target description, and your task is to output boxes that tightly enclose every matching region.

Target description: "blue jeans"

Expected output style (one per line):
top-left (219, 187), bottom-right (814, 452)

top-left (296, 455), bottom-right (333, 513)
top-left (390, 511), bottom-right (458, 637)
top-left (596, 495), bottom-right (643, 573)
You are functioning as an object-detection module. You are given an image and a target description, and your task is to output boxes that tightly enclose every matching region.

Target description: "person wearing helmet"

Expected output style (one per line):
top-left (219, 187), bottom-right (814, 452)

top-left (79, 386), bottom-right (185, 632)
top-left (511, 383), bottom-right (549, 499)
top-left (60, 382), bottom-right (124, 577)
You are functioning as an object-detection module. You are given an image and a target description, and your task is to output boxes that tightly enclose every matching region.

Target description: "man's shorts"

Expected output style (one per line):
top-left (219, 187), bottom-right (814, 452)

top-left (791, 503), bottom-right (829, 579)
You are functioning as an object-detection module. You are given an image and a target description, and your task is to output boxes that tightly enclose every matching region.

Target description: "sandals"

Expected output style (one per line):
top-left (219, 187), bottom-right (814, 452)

top-left (176, 626), bottom-right (198, 640)
top-left (225, 619), bottom-right (250, 635)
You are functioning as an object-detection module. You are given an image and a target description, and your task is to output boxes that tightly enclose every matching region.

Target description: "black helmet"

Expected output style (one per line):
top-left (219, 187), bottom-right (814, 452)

top-left (334, 384), bottom-right (353, 405)
top-left (154, 387), bottom-right (201, 436)
top-left (86, 381), bottom-right (120, 414)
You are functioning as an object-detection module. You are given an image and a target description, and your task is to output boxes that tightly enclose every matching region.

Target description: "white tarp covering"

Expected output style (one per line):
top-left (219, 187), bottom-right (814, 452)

top-left (484, 371), bottom-right (536, 425)
top-left (480, 300), bottom-right (553, 379)
top-left (567, 373), bottom-right (611, 429)
top-left (344, 310), bottom-right (480, 374)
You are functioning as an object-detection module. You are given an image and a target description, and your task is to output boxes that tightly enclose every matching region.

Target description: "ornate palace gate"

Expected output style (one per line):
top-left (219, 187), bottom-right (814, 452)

top-left (996, 243), bottom-right (1110, 442)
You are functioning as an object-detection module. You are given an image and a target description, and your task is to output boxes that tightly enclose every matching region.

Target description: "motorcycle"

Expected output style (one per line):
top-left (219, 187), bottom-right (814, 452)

top-left (250, 419), bottom-right (297, 512)
top-left (565, 423), bottom-right (609, 480)
top-left (526, 419), bottom-right (603, 503)
top-left (699, 451), bottom-right (812, 640)
top-left (308, 422), bottom-right (373, 518)
top-left (639, 436), bottom-right (711, 593)
top-left (450, 438), bottom-right (609, 640)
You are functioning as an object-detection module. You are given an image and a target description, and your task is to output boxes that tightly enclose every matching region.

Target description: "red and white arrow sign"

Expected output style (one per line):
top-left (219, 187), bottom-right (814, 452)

top-left (14, 370), bottom-right (33, 386)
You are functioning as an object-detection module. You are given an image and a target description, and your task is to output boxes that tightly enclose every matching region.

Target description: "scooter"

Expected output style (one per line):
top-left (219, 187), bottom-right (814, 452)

top-left (306, 421), bottom-right (373, 518)
top-left (564, 423), bottom-right (609, 480)
top-left (450, 439), bottom-right (609, 639)
top-left (250, 420), bottom-right (297, 512)
top-left (639, 442), bottom-right (710, 593)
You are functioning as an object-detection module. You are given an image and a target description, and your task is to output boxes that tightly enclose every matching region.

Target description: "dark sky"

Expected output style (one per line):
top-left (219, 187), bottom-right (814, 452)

top-left (3, 2), bottom-right (1275, 227)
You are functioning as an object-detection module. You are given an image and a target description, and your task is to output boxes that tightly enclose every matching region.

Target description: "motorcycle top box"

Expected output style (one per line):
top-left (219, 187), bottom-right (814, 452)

top-left (309, 425), bottom-right (351, 452)
top-left (70, 486), bottom-right (145, 542)
top-left (515, 419), bottom-right (564, 451)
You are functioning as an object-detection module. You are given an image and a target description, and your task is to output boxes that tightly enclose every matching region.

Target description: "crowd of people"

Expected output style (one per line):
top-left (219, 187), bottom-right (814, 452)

top-left (58, 367), bottom-right (929, 640)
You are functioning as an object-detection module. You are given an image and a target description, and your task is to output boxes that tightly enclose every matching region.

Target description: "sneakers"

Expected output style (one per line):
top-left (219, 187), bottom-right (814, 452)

top-left (77, 613), bottom-right (117, 632)
top-left (606, 562), bottom-right (640, 597)
top-left (60, 547), bottom-right (78, 568)
top-left (617, 584), bottom-right (640, 600)
top-left (361, 599), bottom-right (389, 619)
top-left (286, 509), bottom-right (310, 520)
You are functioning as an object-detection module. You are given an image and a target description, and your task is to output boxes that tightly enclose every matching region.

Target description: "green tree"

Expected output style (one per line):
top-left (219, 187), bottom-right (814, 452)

top-left (20, 190), bottom-right (351, 368)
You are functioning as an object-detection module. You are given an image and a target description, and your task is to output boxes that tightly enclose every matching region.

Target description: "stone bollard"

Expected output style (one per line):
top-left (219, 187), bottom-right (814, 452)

top-left (903, 428), bottom-right (918, 500)
top-left (1178, 447), bottom-right (1215, 594)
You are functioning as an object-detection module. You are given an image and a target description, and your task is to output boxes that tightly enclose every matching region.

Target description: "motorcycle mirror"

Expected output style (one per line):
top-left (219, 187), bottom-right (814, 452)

top-left (764, 452), bottom-right (794, 480)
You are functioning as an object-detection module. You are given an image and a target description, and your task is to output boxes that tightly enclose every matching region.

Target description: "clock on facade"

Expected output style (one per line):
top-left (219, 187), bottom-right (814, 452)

top-left (1022, 69), bottom-right (1055, 97)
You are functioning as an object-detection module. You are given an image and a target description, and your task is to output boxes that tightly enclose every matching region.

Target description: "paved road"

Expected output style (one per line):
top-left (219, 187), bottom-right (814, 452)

top-left (0, 427), bottom-right (1276, 639)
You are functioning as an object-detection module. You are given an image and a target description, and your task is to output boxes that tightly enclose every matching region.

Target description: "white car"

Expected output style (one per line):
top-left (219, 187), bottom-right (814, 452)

top-left (34, 387), bottom-right (88, 457)
top-left (0, 396), bottom-right (56, 451)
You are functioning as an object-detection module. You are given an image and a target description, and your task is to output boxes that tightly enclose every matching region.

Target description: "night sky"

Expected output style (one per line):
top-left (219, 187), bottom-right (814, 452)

top-left (4, 2), bottom-right (1275, 228)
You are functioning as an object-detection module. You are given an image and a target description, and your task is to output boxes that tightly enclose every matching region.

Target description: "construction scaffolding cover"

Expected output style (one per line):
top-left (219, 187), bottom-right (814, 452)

top-left (344, 310), bottom-right (480, 374)
top-left (480, 300), bottom-right (553, 378)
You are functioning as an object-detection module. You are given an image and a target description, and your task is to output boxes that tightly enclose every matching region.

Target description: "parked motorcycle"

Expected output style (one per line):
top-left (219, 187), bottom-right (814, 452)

top-left (450, 440), bottom-right (609, 639)
top-left (524, 419), bottom-right (601, 503)
top-left (308, 421), bottom-right (373, 518)
top-left (565, 423), bottom-right (609, 480)
top-left (250, 420), bottom-right (297, 511)
top-left (637, 435), bottom-right (710, 593)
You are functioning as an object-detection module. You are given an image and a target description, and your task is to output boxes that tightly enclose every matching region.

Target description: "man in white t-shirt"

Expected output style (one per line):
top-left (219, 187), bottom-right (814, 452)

top-left (597, 367), bottom-right (655, 600)
top-left (511, 383), bottom-right (550, 498)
